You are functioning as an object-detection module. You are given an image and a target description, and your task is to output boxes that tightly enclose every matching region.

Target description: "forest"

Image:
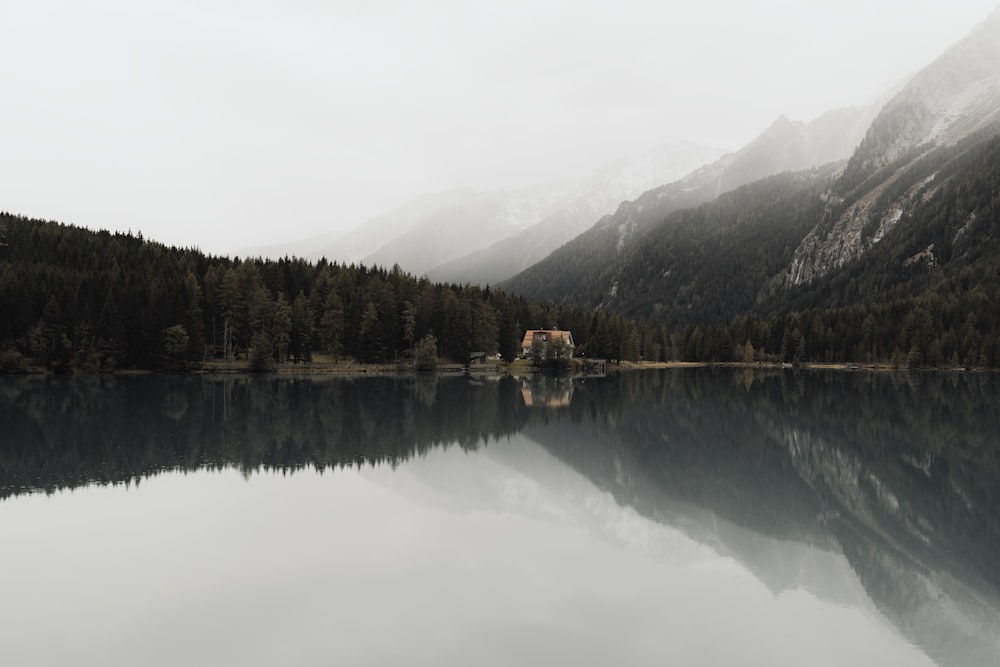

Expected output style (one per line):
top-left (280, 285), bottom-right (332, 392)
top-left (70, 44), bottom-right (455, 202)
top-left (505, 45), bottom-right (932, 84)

top-left (3, 201), bottom-right (1000, 371)
top-left (498, 130), bottom-right (1000, 369)
top-left (0, 213), bottom-right (668, 372)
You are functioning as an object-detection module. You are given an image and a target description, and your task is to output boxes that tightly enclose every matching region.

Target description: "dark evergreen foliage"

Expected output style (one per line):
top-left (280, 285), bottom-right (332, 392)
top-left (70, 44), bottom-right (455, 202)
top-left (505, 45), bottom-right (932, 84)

top-left (499, 130), bottom-right (1000, 368)
top-left (0, 213), bottom-right (661, 370)
top-left (4, 127), bottom-right (1000, 371)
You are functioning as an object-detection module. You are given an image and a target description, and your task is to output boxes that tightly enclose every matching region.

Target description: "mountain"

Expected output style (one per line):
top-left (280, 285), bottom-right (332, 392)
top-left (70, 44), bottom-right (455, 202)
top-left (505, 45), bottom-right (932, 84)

top-left (777, 7), bottom-right (1000, 289)
top-left (425, 142), bottom-right (726, 286)
top-left (500, 105), bottom-right (875, 305)
top-left (502, 9), bottom-right (1000, 337)
top-left (237, 229), bottom-right (343, 261)
top-left (244, 143), bottom-right (725, 279)
top-left (362, 182), bottom-right (576, 276)
top-left (238, 188), bottom-right (486, 262)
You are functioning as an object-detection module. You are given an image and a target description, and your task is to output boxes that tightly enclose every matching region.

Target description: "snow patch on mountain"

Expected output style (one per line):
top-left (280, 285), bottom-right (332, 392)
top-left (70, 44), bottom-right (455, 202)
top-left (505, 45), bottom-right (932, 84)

top-left (928, 76), bottom-right (1000, 143)
top-left (773, 9), bottom-right (1000, 291)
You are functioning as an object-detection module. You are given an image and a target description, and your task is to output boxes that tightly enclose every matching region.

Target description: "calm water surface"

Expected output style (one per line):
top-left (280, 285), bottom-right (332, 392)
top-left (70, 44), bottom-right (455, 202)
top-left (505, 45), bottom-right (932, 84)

top-left (1, 369), bottom-right (998, 666)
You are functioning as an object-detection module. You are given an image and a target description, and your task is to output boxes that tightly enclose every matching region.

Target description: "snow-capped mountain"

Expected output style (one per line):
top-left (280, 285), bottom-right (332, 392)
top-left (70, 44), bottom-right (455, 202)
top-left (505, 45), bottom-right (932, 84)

top-left (242, 142), bottom-right (725, 278)
top-left (427, 141), bottom-right (726, 285)
top-left (501, 104), bottom-right (876, 303)
top-left (497, 7), bottom-right (1000, 340)
top-left (777, 7), bottom-right (1000, 288)
top-left (362, 182), bottom-right (578, 277)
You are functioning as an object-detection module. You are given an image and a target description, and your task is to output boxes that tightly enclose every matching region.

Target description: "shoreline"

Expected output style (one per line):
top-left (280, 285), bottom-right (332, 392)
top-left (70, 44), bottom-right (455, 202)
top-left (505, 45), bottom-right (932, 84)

top-left (3, 358), bottom-right (995, 377)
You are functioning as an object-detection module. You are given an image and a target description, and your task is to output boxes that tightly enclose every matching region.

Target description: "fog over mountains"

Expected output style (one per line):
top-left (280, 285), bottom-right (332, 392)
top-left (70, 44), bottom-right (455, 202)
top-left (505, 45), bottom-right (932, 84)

top-left (424, 142), bottom-right (727, 285)
top-left (222, 6), bottom-right (1000, 347)
top-left (499, 103), bottom-right (878, 298)
top-left (776, 7), bottom-right (1000, 289)
top-left (244, 101), bottom-right (876, 284)
top-left (240, 142), bottom-right (725, 272)
top-left (499, 7), bottom-right (1000, 329)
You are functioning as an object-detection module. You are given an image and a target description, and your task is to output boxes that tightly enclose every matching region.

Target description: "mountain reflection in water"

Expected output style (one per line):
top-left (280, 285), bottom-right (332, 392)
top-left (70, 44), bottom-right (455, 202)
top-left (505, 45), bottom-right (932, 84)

top-left (1, 369), bottom-right (998, 665)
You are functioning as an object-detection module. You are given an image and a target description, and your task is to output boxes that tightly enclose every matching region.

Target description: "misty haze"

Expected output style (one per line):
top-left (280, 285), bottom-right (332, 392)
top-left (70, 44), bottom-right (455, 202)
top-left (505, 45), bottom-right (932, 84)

top-left (3, 2), bottom-right (1000, 665)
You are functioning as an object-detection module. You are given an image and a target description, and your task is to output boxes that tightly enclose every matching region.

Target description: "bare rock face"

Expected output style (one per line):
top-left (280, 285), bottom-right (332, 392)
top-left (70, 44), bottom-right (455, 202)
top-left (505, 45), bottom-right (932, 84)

top-left (501, 104), bottom-right (873, 304)
top-left (773, 167), bottom-right (939, 291)
top-left (772, 9), bottom-right (1000, 291)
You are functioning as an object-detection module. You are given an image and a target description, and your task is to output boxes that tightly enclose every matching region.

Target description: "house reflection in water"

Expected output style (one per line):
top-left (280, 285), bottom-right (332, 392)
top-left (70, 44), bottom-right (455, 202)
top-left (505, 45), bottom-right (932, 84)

top-left (520, 377), bottom-right (574, 407)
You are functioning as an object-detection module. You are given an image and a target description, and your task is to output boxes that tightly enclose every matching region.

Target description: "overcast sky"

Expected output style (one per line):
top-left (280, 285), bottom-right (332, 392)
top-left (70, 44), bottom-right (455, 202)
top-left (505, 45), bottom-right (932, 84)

top-left (2, 1), bottom-right (997, 255)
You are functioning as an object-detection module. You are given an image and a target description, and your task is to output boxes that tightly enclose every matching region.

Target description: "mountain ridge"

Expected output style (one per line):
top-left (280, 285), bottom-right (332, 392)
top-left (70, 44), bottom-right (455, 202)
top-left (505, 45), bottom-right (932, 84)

top-left (499, 104), bottom-right (874, 304)
top-left (774, 8), bottom-right (1000, 290)
top-left (498, 7), bottom-right (1000, 347)
top-left (426, 141), bottom-right (726, 285)
top-left (239, 142), bottom-right (725, 275)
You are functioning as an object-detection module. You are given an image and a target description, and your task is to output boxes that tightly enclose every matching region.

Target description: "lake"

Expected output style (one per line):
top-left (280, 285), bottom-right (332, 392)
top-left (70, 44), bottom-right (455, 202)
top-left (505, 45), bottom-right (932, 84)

top-left (1, 369), bottom-right (998, 666)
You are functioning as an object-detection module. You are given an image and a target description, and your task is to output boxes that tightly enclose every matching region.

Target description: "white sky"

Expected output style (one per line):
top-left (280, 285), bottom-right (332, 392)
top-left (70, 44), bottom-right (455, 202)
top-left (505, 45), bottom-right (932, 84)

top-left (1, 0), bottom-right (997, 255)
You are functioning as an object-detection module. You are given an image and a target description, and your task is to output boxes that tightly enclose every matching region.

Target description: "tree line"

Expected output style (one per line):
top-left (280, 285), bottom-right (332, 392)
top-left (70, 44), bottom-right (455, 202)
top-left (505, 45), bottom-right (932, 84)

top-left (497, 130), bottom-right (1000, 370)
top-left (3, 211), bottom-right (1000, 372)
top-left (0, 213), bottom-right (670, 372)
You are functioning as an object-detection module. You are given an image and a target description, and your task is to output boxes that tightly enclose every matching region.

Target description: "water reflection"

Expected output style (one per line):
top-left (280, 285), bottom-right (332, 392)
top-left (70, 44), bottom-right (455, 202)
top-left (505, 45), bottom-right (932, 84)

top-left (0, 374), bottom-right (532, 494)
top-left (521, 375), bottom-right (574, 408)
top-left (2, 369), bottom-right (999, 665)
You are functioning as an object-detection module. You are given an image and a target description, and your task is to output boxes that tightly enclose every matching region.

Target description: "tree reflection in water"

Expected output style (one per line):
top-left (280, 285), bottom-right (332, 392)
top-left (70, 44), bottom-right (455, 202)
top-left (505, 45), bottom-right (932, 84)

top-left (2, 368), bottom-right (999, 664)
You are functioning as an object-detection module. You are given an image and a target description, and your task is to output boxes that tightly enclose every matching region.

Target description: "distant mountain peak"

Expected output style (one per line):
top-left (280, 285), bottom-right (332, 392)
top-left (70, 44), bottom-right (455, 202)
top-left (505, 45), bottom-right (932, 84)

top-left (840, 6), bottom-right (1000, 185)
top-left (768, 114), bottom-right (800, 130)
top-left (774, 6), bottom-right (1000, 291)
top-left (425, 142), bottom-right (727, 285)
top-left (500, 100), bottom-right (877, 306)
